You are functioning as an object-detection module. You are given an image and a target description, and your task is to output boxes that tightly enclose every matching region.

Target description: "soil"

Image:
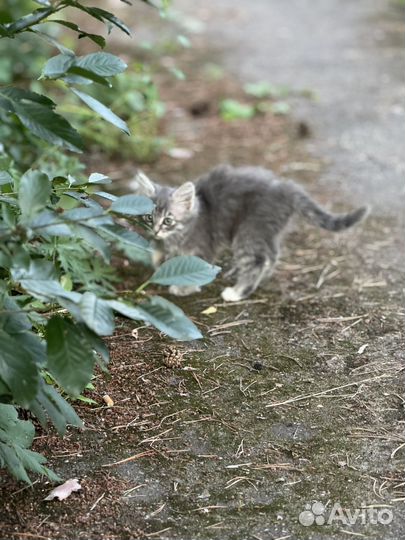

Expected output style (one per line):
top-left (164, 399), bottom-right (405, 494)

top-left (0, 2), bottom-right (404, 540)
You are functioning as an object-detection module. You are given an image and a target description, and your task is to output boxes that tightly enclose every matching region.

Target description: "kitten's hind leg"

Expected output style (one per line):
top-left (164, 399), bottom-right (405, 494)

top-left (221, 253), bottom-right (272, 302)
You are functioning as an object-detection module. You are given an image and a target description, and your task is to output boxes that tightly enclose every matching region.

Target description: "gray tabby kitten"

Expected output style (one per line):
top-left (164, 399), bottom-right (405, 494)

top-left (132, 165), bottom-right (368, 302)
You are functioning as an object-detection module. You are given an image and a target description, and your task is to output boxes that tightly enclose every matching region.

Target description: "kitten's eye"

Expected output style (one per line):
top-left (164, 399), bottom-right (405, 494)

top-left (144, 214), bottom-right (153, 223)
top-left (163, 216), bottom-right (174, 226)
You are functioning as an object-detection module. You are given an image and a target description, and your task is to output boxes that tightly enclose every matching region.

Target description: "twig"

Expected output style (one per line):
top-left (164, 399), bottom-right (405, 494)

top-left (10, 534), bottom-right (50, 540)
top-left (205, 521), bottom-right (226, 529)
top-left (88, 492), bottom-right (105, 513)
top-left (102, 450), bottom-right (155, 467)
top-left (145, 528), bottom-right (172, 537)
top-left (266, 374), bottom-right (391, 408)
top-left (122, 483), bottom-right (146, 496)
top-left (191, 505), bottom-right (227, 512)
top-left (391, 442), bottom-right (405, 459)
top-left (279, 354), bottom-right (303, 368)
top-left (148, 502), bottom-right (166, 517)
top-left (213, 299), bottom-right (268, 307)
top-left (208, 319), bottom-right (254, 332)
top-left (317, 314), bottom-right (368, 323)
top-left (225, 476), bottom-right (257, 490)
top-left (338, 530), bottom-right (368, 537)
top-left (12, 480), bottom-right (39, 496)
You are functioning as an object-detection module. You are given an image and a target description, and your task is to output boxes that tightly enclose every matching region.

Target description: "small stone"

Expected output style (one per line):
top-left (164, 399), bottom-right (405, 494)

top-left (252, 361), bottom-right (264, 371)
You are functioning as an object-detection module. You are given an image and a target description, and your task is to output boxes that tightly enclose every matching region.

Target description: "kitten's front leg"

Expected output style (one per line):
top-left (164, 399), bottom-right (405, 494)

top-left (152, 248), bottom-right (165, 268)
top-left (150, 239), bottom-right (167, 268)
top-left (169, 285), bottom-right (201, 296)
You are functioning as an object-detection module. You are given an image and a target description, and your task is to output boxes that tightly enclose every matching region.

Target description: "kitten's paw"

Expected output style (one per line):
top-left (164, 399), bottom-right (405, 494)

top-left (169, 285), bottom-right (201, 296)
top-left (221, 287), bottom-right (243, 302)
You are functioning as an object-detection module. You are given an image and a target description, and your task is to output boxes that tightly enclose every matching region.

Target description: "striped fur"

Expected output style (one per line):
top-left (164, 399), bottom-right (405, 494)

top-left (132, 165), bottom-right (368, 301)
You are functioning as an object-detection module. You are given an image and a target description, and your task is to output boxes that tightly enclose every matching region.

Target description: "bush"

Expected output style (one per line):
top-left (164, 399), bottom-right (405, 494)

top-left (0, 0), bottom-right (219, 483)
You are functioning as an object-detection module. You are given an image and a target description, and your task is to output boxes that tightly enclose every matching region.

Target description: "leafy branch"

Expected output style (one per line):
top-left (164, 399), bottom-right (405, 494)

top-left (0, 0), bottom-right (221, 485)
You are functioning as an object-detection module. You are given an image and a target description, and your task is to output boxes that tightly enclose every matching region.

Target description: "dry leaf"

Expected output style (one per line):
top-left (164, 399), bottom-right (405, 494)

top-left (44, 478), bottom-right (81, 501)
top-left (103, 394), bottom-right (114, 407)
top-left (201, 306), bottom-right (217, 315)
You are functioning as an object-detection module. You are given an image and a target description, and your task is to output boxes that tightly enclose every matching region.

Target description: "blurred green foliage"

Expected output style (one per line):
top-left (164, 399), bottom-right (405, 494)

top-left (74, 67), bottom-right (167, 160)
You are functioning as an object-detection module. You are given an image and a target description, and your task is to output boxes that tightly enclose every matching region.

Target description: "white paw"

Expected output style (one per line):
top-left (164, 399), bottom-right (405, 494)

top-left (152, 249), bottom-right (164, 268)
top-left (169, 285), bottom-right (201, 296)
top-left (221, 287), bottom-right (243, 302)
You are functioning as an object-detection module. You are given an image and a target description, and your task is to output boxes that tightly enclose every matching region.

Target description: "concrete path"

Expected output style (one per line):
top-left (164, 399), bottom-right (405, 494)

top-left (178, 0), bottom-right (405, 216)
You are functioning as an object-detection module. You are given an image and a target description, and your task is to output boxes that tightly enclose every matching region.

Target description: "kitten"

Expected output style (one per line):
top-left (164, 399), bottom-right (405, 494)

top-left (132, 165), bottom-right (368, 302)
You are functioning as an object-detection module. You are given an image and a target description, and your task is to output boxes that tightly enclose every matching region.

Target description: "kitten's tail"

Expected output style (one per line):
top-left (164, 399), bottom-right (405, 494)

top-left (293, 188), bottom-right (369, 232)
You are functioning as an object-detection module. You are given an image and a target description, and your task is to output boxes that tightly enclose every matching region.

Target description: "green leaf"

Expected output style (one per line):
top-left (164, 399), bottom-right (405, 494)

top-left (151, 256), bottom-right (221, 287)
top-left (72, 224), bottom-right (111, 262)
top-left (0, 88), bottom-right (82, 150)
top-left (137, 296), bottom-right (202, 341)
top-left (31, 28), bottom-right (75, 56)
top-left (244, 82), bottom-right (276, 98)
top-left (0, 404), bottom-right (34, 448)
top-left (66, 66), bottom-right (111, 86)
top-left (107, 297), bottom-right (202, 340)
top-left (0, 87), bottom-right (55, 109)
top-left (46, 316), bottom-right (96, 396)
top-left (0, 252), bottom-right (11, 269)
top-left (100, 225), bottom-right (152, 264)
top-left (62, 206), bottom-right (113, 227)
top-left (0, 330), bottom-right (39, 407)
top-left (88, 172), bottom-right (111, 184)
top-left (94, 191), bottom-right (117, 201)
top-left (0, 171), bottom-right (12, 185)
top-left (0, 195), bottom-right (17, 206)
top-left (219, 99), bottom-right (255, 121)
top-left (69, 5), bottom-right (131, 36)
top-left (30, 210), bottom-right (72, 236)
top-left (12, 260), bottom-right (81, 304)
top-left (0, 404), bottom-right (60, 484)
top-left (107, 299), bottom-right (143, 320)
top-left (71, 88), bottom-right (130, 135)
top-left (50, 20), bottom-right (106, 47)
top-left (0, 295), bottom-right (47, 367)
top-left (79, 292), bottom-right (114, 336)
top-left (18, 170), bottom-right (51, 222)
top-left (65, 190), bottom-right (104, 210)
top-left (110, 194), bottom-right (154, 216)
top-left (79, 326), bottom-right (110, 371)
top-left (0, 295), bottom-right (31, 334)
top-left (177, 35), bottom-right (191, 48)
top-left (30, 379), bottom-right (83, 434)
top-left (80, 33), bottom-right (106, 48)
top-left (270, 101), bottom-right (291, 115)
top-left (14, 101), bottom-right (84, 152)
top-left (6, 7), bottom-right (53, 33)
top-left (41, 54), bottom-right (75, 79)
top-left (0, 25), bottom-right (10, 38)
top-left (75, 52), bottom-right (127, 76)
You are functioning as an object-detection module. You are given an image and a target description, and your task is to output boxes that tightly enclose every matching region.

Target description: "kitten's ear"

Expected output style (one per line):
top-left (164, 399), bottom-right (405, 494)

top-left (171, 182), bottom-right (195, 218)
top-left (129, 170), bottom-right (156, 197)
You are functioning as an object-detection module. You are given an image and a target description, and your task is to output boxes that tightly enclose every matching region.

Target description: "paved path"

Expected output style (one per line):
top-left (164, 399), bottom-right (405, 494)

top-left (179, 0), bottom-right (405, 216)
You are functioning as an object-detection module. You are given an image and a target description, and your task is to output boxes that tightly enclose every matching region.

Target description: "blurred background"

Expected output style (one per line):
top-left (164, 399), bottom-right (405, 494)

top-left (1, 3), bottom-right (404, 539)
top-left (1, 0), bottom-right (404, 212)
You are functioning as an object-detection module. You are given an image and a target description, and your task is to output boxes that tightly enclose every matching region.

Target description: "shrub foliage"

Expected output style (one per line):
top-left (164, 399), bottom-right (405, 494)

top-left (0, 0), bottom-right (219, 483)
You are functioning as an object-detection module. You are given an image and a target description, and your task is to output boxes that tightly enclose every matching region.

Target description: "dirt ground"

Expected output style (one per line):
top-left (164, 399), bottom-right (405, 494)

top-left (0, 2), bottom-right (404, 540)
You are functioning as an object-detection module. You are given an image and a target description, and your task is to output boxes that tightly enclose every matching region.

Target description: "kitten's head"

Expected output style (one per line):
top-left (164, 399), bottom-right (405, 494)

top-left (131, 171), bottom-right (197, 240)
